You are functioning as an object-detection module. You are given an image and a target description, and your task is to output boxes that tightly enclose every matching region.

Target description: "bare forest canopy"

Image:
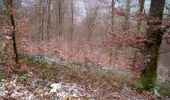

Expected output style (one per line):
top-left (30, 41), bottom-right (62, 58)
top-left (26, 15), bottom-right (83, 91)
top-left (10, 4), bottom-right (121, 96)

top-left (0, 0), bottom-right (169, 68)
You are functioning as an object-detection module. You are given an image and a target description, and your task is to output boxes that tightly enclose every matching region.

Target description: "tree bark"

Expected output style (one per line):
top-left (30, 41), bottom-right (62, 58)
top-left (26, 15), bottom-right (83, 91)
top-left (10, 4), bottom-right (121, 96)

top-left (37, 0), bottom-right (44, 41)
top-left (139, 0), bottom-right (165, 90)
top-left (108, 0), bottom-right (116, 66)
top-left (47, 0), bottom-right (51, 41)
top-left (6, 0), bottom-right (19, 67)
top-left (84, 0), bottom-right (90, 37)
top-left (123, 0), bottom-right (131, 30)
top-left (111, 0), bottom-right (115, 32)
top-left (71, 0), bottom-right (74, 36)
top-left (58, 0), bottom-right (62, 36)
top-left (70, 0), bottom-right (74, 57)
top-left (41, 4), bottom-right (45, 41)
top-left (137, 0), bottom-right (145, 31)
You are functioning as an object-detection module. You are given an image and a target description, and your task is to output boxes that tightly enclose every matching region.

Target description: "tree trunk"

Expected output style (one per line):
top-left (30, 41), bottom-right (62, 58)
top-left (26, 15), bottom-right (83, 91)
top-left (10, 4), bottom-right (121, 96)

top-left (123, 0), bottom-right (131, 66)
top-left (41, 5), bottom-right (45, 41)
top-left (137, 0), bottom-right (145, 31)
top-left (71, 0), bottom-right (74, 36)
top-left (70, 0), bottom-right (74, 57)
top-left (47, 0), bottom-right (51, 41)
top-left (38, 0), bottom-right (44, 41)
top-left (111, 0), bottom-right (115, 32)
top-left (84, 0), bottom-right (89, 34)
top-left (139, 0), bottom-right (165, 90)
top-left (58, 0), bottom-right (62, 36)
top-left (6, 0), bottom-right (19, 67)
top-left (54, 0), bottom-right (59, 39)
top-left (108, 0), bottom-right (115, 66)
top-left (123, 0), bottom-right (131, 30)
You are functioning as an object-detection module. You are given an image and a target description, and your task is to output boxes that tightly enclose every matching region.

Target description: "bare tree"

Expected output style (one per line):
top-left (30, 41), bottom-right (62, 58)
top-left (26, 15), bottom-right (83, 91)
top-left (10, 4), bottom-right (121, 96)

top-left (6, 0), bottom-right (19, 67)
top-left (58, 0), bottom-right (62, 36)
top-left (108, 0), bottom-right (116, 66)
top-left (84, 0), bottom-right (99, 53)
top-left (47, 0), bottom-right (51, 41)
top-left (139, 0), bottom-right (165, 90)
top-left (37, 0), bottom-right (45, 41)
top-left (71, 0), bottom-right (74, 40)
top-left (84, 0), bottom-right (89, 35)
top-left (137, 0), bottom-right (145, 31)
top-left (69, 0), bottom-right (74, 57)
top-left (111, 0), bottom-right (115, 32)
top-left (123, 0), bottom-right (131, 30)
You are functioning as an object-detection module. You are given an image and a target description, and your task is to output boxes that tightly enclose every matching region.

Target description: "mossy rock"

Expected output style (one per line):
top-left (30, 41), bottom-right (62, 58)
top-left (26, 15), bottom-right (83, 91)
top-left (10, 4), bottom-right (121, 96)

top-left (158, 84), bottom-right (170, 96)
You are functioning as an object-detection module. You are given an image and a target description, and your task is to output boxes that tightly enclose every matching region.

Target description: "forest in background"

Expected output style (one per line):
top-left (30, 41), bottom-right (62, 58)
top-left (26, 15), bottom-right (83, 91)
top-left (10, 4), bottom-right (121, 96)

top-left (0, 0), bottom-right (169, 68)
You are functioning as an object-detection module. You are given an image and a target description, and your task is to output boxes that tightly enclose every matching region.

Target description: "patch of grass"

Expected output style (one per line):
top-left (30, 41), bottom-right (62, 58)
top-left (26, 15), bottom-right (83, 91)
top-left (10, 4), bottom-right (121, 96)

top-left (28, 60), bottom-right (118, 86)
top-left (18, 73), bottom-right (31, 86)
top-left (21, 55), bottom-right (135, 93)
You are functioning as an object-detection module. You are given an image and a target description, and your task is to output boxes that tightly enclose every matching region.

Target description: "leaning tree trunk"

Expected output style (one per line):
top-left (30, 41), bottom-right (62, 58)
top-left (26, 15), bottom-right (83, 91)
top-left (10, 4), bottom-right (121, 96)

top-left (6, 0), bottom-right (19, 67)
top-left (139, 0), bottom-right (165, 90)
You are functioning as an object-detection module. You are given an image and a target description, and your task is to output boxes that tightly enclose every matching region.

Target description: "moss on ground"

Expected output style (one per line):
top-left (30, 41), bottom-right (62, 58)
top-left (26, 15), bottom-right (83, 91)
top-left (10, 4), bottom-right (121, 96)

top-left (19, 55), bottom-right (132, 91)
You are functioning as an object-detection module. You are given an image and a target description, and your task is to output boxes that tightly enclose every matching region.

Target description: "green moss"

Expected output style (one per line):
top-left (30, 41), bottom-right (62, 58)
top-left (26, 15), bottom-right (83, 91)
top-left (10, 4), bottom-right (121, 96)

top-left (0, 75), bottom-right (5, 81)
top-left (19, 73), bottom-right (31, 86)
top-left (137, 56), bottom-right (157, 91)
top-left (158, 84), bottom-right (170, 96)
top-left (22, 55), bottom-right (131, 92)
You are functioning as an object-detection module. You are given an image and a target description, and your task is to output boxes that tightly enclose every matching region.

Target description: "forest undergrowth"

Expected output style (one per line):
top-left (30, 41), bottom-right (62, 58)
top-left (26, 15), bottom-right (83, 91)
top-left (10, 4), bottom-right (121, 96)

top-left (0, 55), bottom-right (165, 99)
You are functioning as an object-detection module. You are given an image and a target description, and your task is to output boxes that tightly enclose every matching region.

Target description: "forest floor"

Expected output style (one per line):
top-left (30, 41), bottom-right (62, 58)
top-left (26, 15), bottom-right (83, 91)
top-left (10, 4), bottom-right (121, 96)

top-left (0, 56), bottom-right (168, 100)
